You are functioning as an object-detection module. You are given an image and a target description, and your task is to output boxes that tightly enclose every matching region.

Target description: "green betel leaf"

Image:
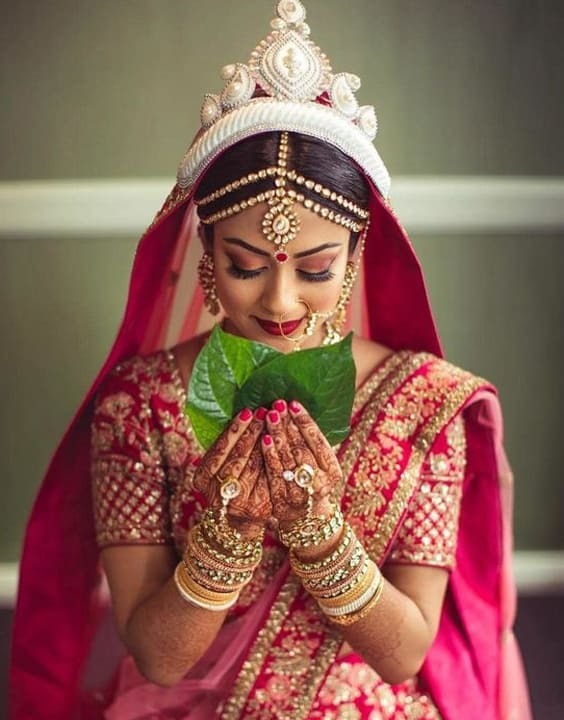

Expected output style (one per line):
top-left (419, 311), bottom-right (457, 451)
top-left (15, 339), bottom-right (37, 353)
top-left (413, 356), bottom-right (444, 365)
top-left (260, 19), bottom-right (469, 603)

top-left (234, 334), bottom-right (355, 446)
top-left (186, 325), bottom-right (356, 449)
top-left (186, 325), bottom-right (279, 449)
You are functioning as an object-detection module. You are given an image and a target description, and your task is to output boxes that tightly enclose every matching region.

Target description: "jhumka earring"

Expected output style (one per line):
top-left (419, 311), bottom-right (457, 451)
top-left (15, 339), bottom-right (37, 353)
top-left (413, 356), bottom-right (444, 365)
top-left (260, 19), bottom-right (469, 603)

top-left (321, 221), bottom-right (370, 344)
top-left (197, 252), bottom-right (220, 315)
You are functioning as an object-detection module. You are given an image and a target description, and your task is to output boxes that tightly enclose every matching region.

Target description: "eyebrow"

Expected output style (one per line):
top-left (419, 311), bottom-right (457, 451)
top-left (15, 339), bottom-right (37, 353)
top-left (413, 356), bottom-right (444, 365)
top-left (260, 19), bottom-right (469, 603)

top-left (223, 237), bottom-right (342, 258)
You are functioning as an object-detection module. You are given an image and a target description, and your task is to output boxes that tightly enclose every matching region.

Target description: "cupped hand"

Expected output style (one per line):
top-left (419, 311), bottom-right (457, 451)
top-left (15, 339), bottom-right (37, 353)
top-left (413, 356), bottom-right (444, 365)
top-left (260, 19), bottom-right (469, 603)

top-left (193, 407), bottom-right (272, 536)
top-left (260, 400), bottom-right (343, 526)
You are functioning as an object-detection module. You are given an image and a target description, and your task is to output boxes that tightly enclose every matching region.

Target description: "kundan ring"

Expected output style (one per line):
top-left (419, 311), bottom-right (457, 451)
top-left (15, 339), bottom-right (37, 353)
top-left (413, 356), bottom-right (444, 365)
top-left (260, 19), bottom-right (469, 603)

top-left (219, 476), bottom-right (241, 502)
top-left (294, 463), bottom-right (316, 488)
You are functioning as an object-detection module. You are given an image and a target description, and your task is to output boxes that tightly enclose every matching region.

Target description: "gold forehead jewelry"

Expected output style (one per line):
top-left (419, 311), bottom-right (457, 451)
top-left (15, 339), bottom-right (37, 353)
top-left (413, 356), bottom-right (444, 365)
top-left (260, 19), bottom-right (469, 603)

top-left (197, 132), bottom-right (367, 263)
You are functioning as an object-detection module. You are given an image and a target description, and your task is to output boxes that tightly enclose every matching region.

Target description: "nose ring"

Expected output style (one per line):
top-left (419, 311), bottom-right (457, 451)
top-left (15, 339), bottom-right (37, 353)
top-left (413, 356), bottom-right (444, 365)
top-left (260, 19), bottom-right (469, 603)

top-left (278, 299), bottom-right (313, 349)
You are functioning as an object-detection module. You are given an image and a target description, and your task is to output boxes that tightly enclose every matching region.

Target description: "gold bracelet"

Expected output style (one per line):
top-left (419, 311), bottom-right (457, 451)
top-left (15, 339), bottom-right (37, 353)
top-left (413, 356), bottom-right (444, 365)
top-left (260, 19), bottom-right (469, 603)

top-left (200, 509), bottom-right (265, 558)
top-left (184, 558), bottom-right (253, 593)
top-left (290, 523), bottom-right (354, 578)
top-left (279, 507), bottom-right (344, 548)
top-left (188, 526), bottom-right (260, 573)
top-left (176, 562), bottom-right (239, 602)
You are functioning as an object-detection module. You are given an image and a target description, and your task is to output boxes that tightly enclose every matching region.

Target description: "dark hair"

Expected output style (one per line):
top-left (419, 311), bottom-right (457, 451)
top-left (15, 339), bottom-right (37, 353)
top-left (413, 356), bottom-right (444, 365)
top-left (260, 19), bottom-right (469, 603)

top-left (195, 132), bottom-right (369, 252)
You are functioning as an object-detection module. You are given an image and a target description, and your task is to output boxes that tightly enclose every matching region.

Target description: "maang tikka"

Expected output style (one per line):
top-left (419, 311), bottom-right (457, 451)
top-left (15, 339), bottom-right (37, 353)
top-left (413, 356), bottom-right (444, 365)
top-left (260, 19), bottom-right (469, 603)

top-left (196, 131), bottom-right (368, 263)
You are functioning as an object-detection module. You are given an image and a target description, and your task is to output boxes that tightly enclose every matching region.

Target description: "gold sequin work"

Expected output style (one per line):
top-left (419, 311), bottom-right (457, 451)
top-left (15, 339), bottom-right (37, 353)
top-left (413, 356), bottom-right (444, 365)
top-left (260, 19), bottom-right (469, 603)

top-left (90, 348), bottom-right (489, 718)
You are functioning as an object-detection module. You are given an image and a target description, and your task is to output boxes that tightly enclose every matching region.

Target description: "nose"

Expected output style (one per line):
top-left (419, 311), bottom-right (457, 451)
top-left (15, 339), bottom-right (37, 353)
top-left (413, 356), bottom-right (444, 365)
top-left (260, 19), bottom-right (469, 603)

top-left (260, 268), bottom-right (300, 318)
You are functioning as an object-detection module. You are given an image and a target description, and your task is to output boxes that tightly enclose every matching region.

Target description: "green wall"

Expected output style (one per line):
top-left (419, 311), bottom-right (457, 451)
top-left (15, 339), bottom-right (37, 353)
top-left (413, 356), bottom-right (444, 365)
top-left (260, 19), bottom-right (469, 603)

top-left (2, 1), bottom-right (563, 560)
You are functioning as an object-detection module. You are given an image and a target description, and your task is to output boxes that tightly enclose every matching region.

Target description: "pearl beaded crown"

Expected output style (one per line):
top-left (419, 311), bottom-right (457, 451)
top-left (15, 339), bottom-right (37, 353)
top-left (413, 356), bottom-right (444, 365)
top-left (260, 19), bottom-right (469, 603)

top-left (177, 0), bottom-right (390, 198)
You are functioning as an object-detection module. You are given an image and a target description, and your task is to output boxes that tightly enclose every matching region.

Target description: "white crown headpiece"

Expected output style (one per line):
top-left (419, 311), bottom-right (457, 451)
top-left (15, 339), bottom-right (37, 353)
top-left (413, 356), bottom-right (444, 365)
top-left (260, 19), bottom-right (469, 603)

top-left (177, 0), bottom-right (390, 198)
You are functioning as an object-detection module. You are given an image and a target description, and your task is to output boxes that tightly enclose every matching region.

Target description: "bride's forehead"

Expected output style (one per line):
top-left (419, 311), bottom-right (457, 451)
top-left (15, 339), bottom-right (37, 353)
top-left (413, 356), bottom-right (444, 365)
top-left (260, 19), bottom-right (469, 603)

top-left (215, 203), bottom-right (348, 251)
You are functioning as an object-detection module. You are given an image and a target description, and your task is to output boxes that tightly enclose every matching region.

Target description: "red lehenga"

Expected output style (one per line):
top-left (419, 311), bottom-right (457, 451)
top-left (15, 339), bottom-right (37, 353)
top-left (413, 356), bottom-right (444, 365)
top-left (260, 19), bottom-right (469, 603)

top-left (9, 180), bottom-right (532, 719)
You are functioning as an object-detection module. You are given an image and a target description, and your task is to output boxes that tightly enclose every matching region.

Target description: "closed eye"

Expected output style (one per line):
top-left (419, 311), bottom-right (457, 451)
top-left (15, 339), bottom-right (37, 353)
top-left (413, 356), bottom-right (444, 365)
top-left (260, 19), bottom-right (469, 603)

top-left (298, 268), bottom-right (336, 282)
top-left (227, 264), bottom-right (266, 279)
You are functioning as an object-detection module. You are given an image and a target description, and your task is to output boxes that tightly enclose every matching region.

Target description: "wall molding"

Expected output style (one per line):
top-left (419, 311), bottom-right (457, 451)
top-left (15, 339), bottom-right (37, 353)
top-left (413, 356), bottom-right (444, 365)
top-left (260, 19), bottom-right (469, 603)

top-left (1, 552), bottom-right (563, 606)
top-left (0, 177), bottom-right (563, 239)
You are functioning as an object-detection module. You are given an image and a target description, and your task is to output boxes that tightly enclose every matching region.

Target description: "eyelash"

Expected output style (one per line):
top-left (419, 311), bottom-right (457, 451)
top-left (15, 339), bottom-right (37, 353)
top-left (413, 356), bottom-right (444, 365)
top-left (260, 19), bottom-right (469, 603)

top-left (227, 264), bottom-right (335, 283)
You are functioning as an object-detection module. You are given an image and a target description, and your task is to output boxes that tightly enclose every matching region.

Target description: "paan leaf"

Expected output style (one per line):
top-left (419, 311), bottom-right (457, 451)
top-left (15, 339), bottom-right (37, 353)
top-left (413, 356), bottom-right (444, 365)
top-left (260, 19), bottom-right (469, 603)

top-left (186, 325), bottom-right (355, 449)
top-left (186, 325), bottom-right (278, 449)
top-left (234, 335), bottom-right (355, 446)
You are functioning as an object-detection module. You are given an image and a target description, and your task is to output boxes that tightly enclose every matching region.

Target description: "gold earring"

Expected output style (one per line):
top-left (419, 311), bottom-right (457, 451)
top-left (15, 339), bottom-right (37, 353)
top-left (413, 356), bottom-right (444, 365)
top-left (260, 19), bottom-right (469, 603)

top-left (197, 252), bottom-right (220, 316)
top-left (322, 222), bottom-right (369, 344)
top-left (321, 262), bottom-right (357, 345)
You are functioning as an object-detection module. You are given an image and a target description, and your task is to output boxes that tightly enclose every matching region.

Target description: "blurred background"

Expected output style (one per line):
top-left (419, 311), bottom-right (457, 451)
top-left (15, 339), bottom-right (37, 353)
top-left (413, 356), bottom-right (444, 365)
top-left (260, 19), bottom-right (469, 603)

top-left (1, 0), bottom-right (563, 716)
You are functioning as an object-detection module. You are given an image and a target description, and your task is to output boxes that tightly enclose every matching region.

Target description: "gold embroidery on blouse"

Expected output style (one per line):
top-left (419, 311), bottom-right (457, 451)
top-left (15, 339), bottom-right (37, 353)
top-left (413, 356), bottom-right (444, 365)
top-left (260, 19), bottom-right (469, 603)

top-left (390, 415), bottom-right (466, 567)
top-left (370, 373), bottom-right (484, 565)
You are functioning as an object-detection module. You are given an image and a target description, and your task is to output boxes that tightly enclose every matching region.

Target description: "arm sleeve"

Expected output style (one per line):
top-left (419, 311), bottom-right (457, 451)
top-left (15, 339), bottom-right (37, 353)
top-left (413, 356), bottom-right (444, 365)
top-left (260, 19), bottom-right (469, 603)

top-left (90, 360), bottom-right (173, 548)
top-left (388, 413), bottom-right (466, 569)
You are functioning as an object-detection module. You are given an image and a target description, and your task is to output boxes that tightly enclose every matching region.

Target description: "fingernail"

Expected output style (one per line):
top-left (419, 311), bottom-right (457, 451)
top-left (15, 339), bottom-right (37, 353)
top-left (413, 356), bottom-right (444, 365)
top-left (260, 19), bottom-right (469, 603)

top-left (267, 410), bottom-right (280, 424)
top-left (289, 401), bottom-right (302, 415)
top-left (254, 407), bottom-right (267, 420)
top-left (239, 408), bottom-right (253, 421)
top-left (273, 399), bottom-right (287, 413)
top-left (263, 434), bottom-right (273, 447)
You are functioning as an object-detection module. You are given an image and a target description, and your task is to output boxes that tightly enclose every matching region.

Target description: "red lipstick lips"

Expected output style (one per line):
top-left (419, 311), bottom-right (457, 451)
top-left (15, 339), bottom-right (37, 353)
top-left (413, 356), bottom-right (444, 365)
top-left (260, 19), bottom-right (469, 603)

top-left (255, 317), bottom-right (304, 336)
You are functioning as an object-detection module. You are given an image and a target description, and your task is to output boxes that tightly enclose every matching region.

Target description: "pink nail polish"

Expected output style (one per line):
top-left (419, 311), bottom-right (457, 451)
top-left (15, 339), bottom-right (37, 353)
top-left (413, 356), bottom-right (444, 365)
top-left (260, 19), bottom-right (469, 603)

top-left (273, 399), bottom-right (287, 413)
top-left (289, 400), bottom-right (301, 414)
top-left (267, 410), bottom-right (280, 424)
top-left (239, 408), bottom-right (253, 421)
top-left (263, 434), bottom-right (273, 447)
top-left (254, 407), bottom-right (267, 420)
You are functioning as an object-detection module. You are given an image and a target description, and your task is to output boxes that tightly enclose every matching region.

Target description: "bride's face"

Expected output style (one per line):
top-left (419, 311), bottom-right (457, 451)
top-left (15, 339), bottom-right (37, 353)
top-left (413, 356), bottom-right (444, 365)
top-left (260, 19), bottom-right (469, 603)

top-left (209, 202), bottom-right (352, 352)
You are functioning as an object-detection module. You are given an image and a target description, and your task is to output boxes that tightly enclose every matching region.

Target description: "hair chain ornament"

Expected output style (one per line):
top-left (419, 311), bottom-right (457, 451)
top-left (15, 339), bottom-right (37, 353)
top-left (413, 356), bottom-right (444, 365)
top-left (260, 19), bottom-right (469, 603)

top-left (197, 131), bottom-right (367, 263)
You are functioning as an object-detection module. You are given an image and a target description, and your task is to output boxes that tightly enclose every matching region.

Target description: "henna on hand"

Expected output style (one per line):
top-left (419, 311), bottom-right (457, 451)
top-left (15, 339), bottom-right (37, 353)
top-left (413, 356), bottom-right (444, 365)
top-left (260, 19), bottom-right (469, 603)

top-left (262, 400), bottom-right (343, 525)
top-left (194, 407), bottom-right (272, 530)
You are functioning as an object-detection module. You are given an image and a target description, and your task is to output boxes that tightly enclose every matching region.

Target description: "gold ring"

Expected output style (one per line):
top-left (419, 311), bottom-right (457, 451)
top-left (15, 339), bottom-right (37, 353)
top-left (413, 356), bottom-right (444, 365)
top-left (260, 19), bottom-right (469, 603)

top-left (294, 463), bottom-right (315, 488)
top-left (219, 476), bottom-right (241, 502)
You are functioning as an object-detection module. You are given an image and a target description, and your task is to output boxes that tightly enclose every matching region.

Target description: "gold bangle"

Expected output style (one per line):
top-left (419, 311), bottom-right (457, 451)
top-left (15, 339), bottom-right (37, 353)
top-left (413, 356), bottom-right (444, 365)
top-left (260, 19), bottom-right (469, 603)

top-left (175, 563), bottom-right (239, 604)
top-left (279, 507), bottom-right (344, 548)
top-left (290, 523), bottom-right (354, 576)
top-left (193, 525), bottom-right (262, 569)
top-left (313, 560), bottom-right (376, 608)
top-left (324, 572), bottom-right (385, 626)
top-left (200, 509), bottom-right (264, 559)
top-left (188, 526), bottom-right (260, 573)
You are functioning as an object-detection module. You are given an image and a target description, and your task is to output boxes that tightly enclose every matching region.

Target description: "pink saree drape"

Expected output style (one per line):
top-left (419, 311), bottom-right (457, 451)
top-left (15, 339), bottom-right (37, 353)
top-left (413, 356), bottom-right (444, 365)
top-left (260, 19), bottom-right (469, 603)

top-left (9, 175), bottom-right (531, 719)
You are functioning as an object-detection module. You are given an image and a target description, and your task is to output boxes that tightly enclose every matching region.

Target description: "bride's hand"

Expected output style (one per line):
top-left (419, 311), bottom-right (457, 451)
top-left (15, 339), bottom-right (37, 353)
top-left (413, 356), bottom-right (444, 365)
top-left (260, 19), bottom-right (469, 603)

top-left (260, 400), bottom-right (343, 526)
top-left (193, 407), bottom-right (272, 537)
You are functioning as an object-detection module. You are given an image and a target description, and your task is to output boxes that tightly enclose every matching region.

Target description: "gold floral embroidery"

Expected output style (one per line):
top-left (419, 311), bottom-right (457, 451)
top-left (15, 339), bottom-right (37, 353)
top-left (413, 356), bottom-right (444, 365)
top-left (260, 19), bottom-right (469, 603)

top-left (390, 415), bottom-right (466, 567)
top-left (91, 351), bottom-right (200, 548)
top-left (91, 348), bottom-right (487, 720)
top-left (311, 662), bottom-right (442, 719)
top-left (221, 354), bottom-right (486, 720)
